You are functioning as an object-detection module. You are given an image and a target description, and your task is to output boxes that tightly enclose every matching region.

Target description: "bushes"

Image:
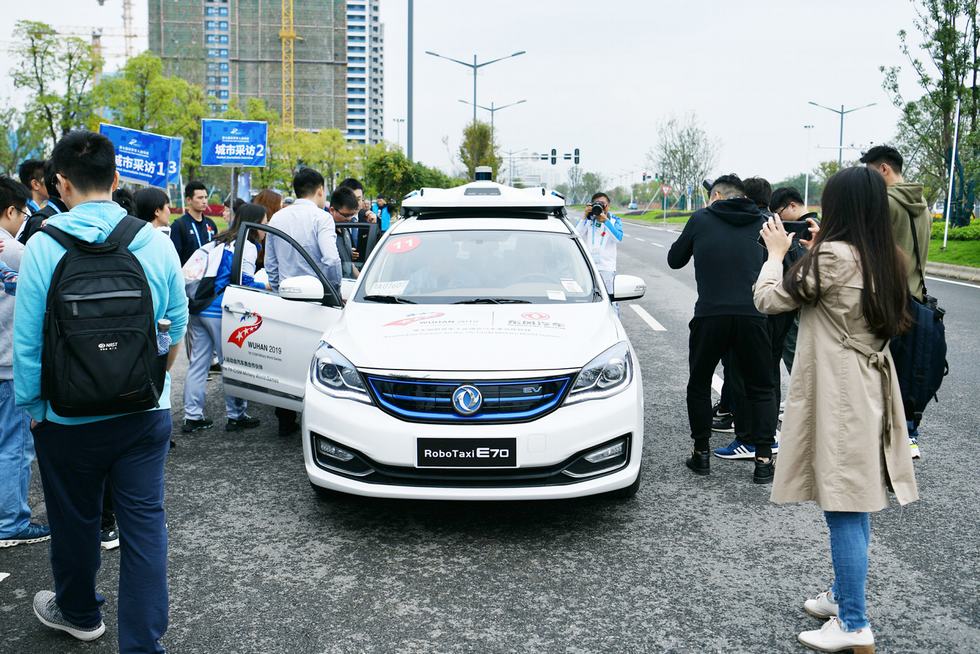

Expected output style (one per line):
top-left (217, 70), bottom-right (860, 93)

top-left (931, 219), bottom-right (980, 241)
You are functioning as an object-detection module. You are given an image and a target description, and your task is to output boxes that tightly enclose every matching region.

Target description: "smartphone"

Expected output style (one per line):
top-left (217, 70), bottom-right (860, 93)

top-left (782, 220), bottom-right (812, 239)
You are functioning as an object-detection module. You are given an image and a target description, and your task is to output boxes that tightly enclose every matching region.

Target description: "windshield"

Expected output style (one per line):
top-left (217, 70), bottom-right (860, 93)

top-left (354, 229), bottom-right (598, 304)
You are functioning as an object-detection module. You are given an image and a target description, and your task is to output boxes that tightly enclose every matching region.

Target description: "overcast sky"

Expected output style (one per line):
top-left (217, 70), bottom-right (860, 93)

top-left (2, 0), bottom-right (925, 189)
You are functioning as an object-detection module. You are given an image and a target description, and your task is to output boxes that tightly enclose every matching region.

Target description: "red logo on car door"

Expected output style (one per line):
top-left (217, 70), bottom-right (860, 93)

top-left (228, 313), bottom-right (263, 348)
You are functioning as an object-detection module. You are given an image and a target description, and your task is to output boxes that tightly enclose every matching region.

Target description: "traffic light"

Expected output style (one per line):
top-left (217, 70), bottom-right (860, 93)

top-left (573, 148), bottom-right (580, 165)
top-left (550, 148), bottom-right (557, 165)
top-left (641, 172), bottom-right (648, 182)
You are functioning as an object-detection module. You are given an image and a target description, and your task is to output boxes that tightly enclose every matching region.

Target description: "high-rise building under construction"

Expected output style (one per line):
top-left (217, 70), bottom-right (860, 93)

top-left (149, 0), bottom-right (377, 134)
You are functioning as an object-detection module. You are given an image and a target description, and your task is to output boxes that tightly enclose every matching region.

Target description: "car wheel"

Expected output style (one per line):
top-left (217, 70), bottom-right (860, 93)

top-left (607, 470), bottom-right (641, 499)
top-left (309, 481), bottom-right (338, 500)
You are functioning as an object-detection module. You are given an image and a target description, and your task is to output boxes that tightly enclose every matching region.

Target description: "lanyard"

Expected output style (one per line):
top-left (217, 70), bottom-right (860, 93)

top-left (590, 220), bottom-right (606, 252)
top-left (190, 219), bottom-right (213, 249)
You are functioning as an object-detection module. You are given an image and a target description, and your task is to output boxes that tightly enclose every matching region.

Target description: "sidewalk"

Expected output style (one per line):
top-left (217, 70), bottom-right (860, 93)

top-left (925, 262), bottom-right (980, 284)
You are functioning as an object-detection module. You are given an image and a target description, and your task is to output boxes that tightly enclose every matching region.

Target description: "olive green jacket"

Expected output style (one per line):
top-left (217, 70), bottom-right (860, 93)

top-left (887, 182), bottom-right (931, 301)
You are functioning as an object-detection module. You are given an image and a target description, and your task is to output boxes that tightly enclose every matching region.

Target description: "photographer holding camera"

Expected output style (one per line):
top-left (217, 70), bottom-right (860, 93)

top-left (574, 192), bottom-right (623, 298)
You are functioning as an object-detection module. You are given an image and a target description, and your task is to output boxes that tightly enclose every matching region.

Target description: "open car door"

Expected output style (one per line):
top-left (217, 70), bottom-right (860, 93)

top-left (220, 222), bottom-right (344, 412)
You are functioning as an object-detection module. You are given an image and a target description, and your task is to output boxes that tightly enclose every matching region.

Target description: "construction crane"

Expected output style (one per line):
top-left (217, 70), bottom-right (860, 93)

top-left (94, 0), bottom-right (136, 60)
top-left (279, 0), bottom-right (297, 129)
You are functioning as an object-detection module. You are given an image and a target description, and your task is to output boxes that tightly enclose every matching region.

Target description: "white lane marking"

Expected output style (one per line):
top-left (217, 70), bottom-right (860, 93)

top-left (925, 275), bottom-right (980, 290)
top-left (711, 374), bottom-right (723, 395)
top-left (650, 242), bottom-right (665, 249)
top-left (634, 237), bottom-right (646, 242)
top-left (630, 305), bottom-right (667, 331)
top-left (626, 222), bottom-right (676, 233)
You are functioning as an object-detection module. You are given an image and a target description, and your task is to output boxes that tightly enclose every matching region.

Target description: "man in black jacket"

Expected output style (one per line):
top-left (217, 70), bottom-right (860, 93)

top-left (667, 174), bottom-right (777, 484)
top-left (170, 180), bottom-right (217, 265)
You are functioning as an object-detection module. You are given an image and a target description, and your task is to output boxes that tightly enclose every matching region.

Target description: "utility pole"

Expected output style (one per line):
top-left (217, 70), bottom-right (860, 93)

top-left (425, 49), bottom-right (526, 124)
top-left (457, 99), bottom-right (526, 144)
top-left (407, 0), bottom-right (414, 161)
top-left (803, 124), bottom-right (814, 207)
top-left (808, 101), bottom-right (876, 167)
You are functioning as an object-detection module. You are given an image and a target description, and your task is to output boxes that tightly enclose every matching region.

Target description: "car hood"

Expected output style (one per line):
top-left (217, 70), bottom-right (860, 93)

top-left (327, 303), bottom-right (622, 372)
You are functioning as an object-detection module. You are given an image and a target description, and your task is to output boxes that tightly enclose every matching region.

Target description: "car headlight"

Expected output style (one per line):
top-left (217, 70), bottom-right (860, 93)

top-left (565, 341), bottom-right (633, 405)
top-left (310, 342), bottom-right (372, 404)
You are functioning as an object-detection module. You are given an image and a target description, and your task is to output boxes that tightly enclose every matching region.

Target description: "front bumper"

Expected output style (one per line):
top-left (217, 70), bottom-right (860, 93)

top-left (301, 376), bottom-right (644, 501)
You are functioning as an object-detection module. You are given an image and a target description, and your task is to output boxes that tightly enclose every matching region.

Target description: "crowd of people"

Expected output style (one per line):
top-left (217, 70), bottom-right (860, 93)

top-left (669, 145), bottom-right (932, 652)
top-left (0, 129), bottom-right (391, 652)
top-left (0, 128), bottom-right (937, 653)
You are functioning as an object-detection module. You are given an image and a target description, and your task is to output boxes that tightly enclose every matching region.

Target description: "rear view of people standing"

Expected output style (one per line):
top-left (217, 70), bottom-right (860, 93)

top-left (755, 167), bottom-right (917, 653)
top-left (667, 174), bottom-right (777, 484)
top-left (14, 129), bottom-right (188, 652)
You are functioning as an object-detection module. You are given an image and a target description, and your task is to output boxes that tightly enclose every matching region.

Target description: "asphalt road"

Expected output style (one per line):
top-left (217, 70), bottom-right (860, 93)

top-left (2, 220), bottom-right (979, 653)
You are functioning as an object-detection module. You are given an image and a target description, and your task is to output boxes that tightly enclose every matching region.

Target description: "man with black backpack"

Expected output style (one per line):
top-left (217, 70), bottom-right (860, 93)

top-left (861, 145), bottom-right (942, 459)
top-left (14, 130), bottom-right (187, 652)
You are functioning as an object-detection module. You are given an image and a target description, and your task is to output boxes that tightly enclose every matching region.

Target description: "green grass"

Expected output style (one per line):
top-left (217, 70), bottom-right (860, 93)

top-left (927, 239), bottom-right (980, 268)
top-left (623, 210), bottom-right (691, 225)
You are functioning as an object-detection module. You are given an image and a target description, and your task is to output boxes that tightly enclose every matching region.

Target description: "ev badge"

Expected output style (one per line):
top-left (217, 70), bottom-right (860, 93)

top-left (452, 385), bottom-right (483, 416)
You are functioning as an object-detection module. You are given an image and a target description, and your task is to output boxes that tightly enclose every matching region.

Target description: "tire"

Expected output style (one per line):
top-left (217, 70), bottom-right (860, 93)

top-left (606, 470), bottom-right (641, 499)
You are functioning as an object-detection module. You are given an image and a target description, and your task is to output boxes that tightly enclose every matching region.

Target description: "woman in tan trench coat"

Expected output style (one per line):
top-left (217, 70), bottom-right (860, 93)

top-left (753, 167), bottom-right (917, 654)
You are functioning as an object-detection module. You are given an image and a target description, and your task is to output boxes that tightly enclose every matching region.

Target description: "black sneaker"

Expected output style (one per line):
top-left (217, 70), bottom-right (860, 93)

top-left (226, 415), bottom-right (261, 432)
top-left (753, 458), bottom-right (775, 484)
top-left (712, 411), bottom-right (735, 433)
top-left (685, 450), bottom-right (711, 476)
top-left (182, 418), bottom-right (214, 433)
top-left (100, 528), bottom-right (119, 550)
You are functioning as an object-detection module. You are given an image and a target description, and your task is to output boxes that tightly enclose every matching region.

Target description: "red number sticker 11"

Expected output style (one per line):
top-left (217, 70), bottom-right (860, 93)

top-left (386, 236), bottom-right (421, 254)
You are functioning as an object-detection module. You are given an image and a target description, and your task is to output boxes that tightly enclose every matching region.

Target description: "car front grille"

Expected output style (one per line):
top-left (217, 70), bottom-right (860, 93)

top-left (365, 374), bottom-right (573, 424)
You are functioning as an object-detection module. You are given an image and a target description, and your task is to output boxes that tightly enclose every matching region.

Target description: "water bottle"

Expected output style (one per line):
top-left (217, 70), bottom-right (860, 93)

top-left (156, 319), bottom-right (172, 356)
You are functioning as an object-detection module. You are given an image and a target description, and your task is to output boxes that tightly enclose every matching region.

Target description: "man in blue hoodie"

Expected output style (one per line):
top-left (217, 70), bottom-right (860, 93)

top-left (14, 130), bottom-right (187, 653)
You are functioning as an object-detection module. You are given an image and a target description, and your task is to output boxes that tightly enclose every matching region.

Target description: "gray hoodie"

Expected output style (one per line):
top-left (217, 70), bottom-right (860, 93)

top-left (0, 226), bottom-right (25, 380)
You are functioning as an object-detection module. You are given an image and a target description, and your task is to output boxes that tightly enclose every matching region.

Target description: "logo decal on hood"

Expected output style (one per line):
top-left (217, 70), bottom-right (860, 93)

top-left (384, 312), bottom-right (445, 327)
top-left (522, 312), bottom-right (550, 321)
top-left (228, 313), bottom-right (263, 347)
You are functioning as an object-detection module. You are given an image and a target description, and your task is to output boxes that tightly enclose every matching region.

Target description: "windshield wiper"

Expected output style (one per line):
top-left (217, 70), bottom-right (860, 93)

top-left (361, 294), bottom-right (417, 304)
top-left (454, 298), bottom-right (531, 304)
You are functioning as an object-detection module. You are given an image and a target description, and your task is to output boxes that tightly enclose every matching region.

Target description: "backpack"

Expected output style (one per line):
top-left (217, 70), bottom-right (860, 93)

top-left (181, 241), bottom-right (226, 314)
top-left (40, 217), bottom-right (166, 417)
top-left (889, 213), bottom-right (949, 423)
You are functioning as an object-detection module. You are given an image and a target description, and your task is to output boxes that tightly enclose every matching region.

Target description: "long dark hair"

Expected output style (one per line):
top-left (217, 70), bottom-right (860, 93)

top-left (214, 202), bottom-right (267, 247)
top-left (783, 166), bottom-right (910, 340)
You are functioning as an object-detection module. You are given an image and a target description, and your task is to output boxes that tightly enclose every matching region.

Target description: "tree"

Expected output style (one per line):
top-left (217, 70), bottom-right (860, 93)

top-left (11, 21), bottom-right (102, 151)
top-left (365, 143), bottom-right (461, 205)
top-left (581, 171), bottom-right (607, 200)
top-left (458, 121), bottom-right (501, 180)
top-left (565, 166), bottom-right (584, 203)
top-left (0, 105), bottom-right (45, 176)
top-left (91, 51), bottom-right (208, 180)
top-left (648, 114), bottom-right (718, 200)
top-left (881, 0), bottom-right (979, 201)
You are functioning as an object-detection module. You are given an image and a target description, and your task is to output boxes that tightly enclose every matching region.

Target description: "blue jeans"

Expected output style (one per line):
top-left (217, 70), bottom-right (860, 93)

top-left (33, 410), bottom-right (171, 654)
top-left (0, 379), bottom-right (34, 538)
top-left (825, 511), bottom-right (871, 631)
top-left (183, 314), bottom-right (246, 421)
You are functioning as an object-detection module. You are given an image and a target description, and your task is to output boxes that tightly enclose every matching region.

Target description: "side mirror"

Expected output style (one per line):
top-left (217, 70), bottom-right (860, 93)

top-left (279, 275), bottom-right (325, 301)
top-left (340, 278), bottom-right (356, 302)
top-left (610, 274), bottom-right (646, 302)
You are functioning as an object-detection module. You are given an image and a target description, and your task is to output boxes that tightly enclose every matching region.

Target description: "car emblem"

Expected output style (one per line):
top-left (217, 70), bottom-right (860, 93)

top-left (452, 385), bottom-right (483, 416)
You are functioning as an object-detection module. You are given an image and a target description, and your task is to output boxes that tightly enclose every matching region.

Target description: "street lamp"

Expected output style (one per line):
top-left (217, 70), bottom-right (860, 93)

top-left (803, 124), bottom-right (814, 207)
top-left (425, 49), bottom-right (527, 124)
top-left (808, 101), bottom-right (877, 167)
top-left (457, 99), bottom-right (526, 142)
top-left (392, 117), bottom-right (405, 148)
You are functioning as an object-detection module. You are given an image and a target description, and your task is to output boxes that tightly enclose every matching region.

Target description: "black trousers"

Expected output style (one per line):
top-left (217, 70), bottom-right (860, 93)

top-left (687, 315), bottom-right (776, 455)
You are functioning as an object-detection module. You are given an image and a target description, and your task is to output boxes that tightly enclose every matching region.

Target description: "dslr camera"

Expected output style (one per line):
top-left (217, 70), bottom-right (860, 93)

top-left (589, 202), bottom-right (605, 219)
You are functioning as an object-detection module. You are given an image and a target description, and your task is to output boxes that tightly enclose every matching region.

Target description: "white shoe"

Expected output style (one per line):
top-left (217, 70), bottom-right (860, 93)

top-left (909, 437), bottom-right (921, 459)
top-left (798, 616), bottom-right (875, 653)
top-left (804, 590), bottom-right (839, 619)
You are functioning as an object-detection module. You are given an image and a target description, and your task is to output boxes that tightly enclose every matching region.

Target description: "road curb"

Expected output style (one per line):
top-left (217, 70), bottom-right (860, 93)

top-left (925, 262), bottom-right (980, 283)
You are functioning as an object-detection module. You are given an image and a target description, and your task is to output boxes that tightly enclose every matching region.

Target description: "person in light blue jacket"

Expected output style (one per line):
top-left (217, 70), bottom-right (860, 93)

top-left (13, 130), bottom-right (187, 653)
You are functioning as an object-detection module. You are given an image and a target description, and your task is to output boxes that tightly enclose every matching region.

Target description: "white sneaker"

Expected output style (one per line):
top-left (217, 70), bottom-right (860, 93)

top-left (804, 590), bottom-right (839, 619)
top-left (909, 437), bottom-right (921, 459)
top-left (798, 616), bottom-right (875, 653)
